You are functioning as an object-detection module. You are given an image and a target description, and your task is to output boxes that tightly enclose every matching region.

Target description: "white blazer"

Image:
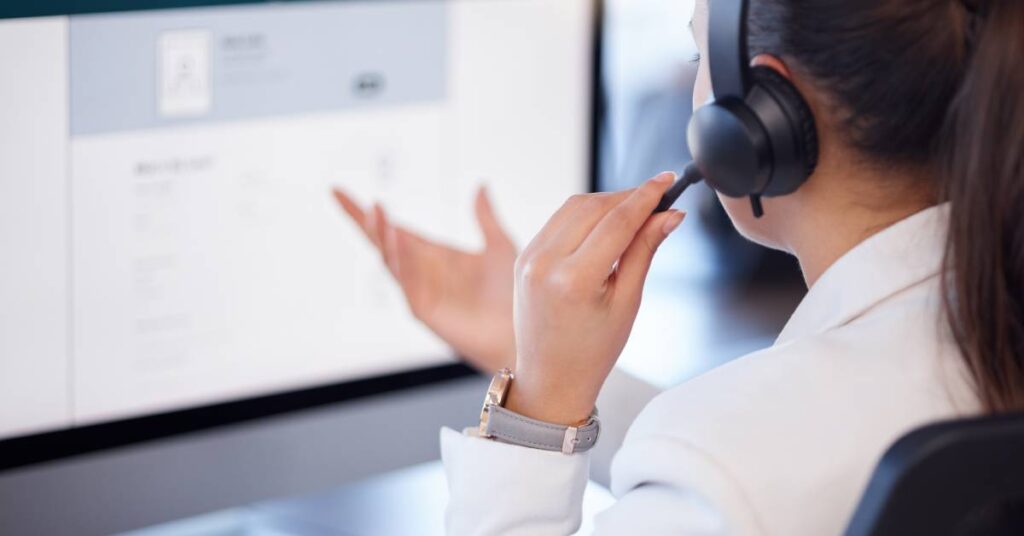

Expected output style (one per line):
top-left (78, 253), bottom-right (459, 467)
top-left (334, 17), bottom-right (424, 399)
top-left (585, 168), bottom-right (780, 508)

top-left (440, 205), bottom-right (980, 535)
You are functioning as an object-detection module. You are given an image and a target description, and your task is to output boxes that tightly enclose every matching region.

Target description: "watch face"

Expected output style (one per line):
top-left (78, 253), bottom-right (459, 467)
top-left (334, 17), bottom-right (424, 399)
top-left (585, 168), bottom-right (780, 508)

top-left (479, 368), bottom-right (514, 436)
top-left (492, 368), bottom-right (514, 405)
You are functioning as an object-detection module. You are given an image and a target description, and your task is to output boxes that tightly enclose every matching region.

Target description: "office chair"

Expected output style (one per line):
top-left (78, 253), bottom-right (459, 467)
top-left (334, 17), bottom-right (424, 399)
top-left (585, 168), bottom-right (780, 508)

top-left (845, 412), bottom-right (1024, 536)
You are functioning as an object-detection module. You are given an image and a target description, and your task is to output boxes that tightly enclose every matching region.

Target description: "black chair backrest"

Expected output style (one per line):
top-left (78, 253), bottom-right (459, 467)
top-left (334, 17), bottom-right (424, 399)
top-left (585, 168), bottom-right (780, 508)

top-left (845, 413), bottom-right (1024, 536)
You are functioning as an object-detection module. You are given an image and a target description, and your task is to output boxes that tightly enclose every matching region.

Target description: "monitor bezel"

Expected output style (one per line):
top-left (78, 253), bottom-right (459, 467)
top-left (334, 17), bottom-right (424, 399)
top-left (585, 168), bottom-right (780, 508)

top-left (0, 0), bottom-right (604, 473)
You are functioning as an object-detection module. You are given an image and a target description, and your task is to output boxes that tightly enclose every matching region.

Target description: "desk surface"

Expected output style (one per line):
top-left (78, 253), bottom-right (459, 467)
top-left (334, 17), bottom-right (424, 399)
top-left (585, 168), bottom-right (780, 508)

top-left (123, 460), bottom-right (616, 536)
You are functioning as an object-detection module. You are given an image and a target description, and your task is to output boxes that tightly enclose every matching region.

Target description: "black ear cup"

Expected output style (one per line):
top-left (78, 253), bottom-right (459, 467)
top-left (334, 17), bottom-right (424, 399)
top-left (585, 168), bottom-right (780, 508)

top-left (686, 66), bottom-right (819, 199)
top-left (686, 94), bottom-right (769, 198)
top-left (748, 66), bottom-right (819, 196)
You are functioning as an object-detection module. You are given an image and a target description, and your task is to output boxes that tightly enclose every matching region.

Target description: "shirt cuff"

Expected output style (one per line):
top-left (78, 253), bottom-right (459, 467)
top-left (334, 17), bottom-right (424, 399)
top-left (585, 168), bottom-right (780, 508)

top-left (440, 426), bottom-right (590, 536)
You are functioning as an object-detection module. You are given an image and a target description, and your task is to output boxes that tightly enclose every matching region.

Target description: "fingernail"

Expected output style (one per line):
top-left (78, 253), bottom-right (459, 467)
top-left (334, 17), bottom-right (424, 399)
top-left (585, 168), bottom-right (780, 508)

top-left (662, 210), bottom-right (686, 235)
top-left (653, 172), bottom-right (676, 184)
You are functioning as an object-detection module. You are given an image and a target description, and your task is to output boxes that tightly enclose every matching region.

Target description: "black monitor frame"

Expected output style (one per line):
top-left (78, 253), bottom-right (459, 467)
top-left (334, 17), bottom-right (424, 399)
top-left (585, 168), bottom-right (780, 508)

top-left (0, 0), bottom-right (604, 473)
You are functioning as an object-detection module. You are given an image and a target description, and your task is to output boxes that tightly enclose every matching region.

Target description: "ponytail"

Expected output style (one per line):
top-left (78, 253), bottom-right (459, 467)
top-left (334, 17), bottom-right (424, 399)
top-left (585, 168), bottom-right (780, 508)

top-left (941, 0), bottom-right (1024, 412)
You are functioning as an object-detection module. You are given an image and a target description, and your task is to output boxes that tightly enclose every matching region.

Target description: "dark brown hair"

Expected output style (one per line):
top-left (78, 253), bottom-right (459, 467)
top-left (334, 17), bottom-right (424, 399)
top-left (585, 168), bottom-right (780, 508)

top-left (748, 0), bottom-right (1024, 412)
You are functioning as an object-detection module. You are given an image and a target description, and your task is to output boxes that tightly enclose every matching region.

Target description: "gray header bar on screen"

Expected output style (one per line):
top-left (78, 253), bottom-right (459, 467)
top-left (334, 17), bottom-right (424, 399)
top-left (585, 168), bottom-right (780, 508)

top-left (69, 1), bottom-right (447, 135)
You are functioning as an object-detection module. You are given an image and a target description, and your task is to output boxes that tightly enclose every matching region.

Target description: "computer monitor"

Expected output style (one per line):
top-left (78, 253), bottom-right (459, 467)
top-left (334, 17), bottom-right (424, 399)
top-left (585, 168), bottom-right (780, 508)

top-left (0, 0), bottom-right (598, 467)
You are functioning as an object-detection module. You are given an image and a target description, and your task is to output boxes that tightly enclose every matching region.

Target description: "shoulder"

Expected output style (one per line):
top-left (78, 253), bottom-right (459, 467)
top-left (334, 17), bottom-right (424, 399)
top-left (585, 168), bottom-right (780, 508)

top-left (610, 286), bottom-right (976, 535)
top-left (633, 279), bottom-right (972, 440)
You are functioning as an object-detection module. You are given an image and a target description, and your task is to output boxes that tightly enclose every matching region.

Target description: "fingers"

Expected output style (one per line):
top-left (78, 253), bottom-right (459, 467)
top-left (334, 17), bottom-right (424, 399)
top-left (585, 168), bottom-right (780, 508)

top-left (371, 204), bottom-right (400, 278)
top-left (614, 210), bottom-right (685, 300)
top-left (523, 190), bottom-right (630, 259)
top-left (475, 186), bottom-right (515, 250)
top-left (332, 189), bottom-right (394, 271)
top-left (573, 173), bottom-right (676, 271)
top-left (371, 209), bottom-right (452, 319)
top-left (391, 227), bottom-right (444, 319)
top-left (332, 189), bottom-right (397, 269)
top-left (331, 188), bottom-right (469, 321)
top-left (332, 188), bottom-right (372, 238)
top-left (547, 191), bottom-right (630, 253)
top-left (523, 192), bottom-right (603, 256)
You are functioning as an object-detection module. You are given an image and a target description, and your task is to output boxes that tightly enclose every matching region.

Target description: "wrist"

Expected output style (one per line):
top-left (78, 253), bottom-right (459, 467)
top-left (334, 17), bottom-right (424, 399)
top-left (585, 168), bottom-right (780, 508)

top-left (504, 369), bottom-right (596, 426)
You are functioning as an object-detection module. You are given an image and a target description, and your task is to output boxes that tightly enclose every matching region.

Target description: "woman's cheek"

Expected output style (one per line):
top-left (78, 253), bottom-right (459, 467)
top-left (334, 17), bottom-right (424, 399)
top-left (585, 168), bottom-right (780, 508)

top-left (692, 62), bottom-right (713, 111)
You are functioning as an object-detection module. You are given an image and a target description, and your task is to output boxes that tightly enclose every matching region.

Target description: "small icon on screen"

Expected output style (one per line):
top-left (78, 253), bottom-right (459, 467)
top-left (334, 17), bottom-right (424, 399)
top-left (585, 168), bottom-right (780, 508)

top-left (353, 72), bottom-right (386, 98)
top-left (158, 30), bottom-right (212, 118)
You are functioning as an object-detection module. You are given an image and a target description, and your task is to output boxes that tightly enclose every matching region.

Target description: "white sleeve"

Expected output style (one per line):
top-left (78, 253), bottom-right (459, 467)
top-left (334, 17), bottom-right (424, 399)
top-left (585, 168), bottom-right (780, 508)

top-left (593, 483), bottom-right (729, 535)
top-left (440, 427), bottom-right (590, 536)
top-left (440, 429), bottom-right (736, 536)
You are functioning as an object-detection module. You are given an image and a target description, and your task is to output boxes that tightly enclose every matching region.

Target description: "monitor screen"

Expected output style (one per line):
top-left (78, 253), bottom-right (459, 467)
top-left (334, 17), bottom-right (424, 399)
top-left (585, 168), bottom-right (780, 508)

top-left (0, 0), bottom-right (596, 443)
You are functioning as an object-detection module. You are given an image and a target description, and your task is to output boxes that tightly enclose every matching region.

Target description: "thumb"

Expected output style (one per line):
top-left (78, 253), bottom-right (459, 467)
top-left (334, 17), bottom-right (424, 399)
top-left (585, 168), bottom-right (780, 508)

top-left (475, 186), bottom-right (515, 249)
top-left (614, 210), bottom-right (685, 298)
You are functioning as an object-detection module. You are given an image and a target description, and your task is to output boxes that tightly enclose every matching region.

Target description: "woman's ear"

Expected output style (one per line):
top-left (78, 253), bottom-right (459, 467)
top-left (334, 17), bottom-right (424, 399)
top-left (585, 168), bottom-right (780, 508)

top-left (750, 52), bottom-right (829, 149)
top-left (750, 53), bottom-right (793, 79)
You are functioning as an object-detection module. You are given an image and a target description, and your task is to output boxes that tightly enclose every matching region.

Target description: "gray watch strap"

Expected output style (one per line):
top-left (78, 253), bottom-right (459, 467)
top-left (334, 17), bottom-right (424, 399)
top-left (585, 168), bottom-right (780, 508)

top-left (483, 405), bottom-right (600, 454)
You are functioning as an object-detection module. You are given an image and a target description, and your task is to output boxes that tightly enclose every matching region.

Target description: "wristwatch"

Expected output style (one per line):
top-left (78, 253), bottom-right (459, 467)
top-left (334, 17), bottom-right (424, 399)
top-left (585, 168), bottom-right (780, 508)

top-left (477, 368), bottom-right (600, 455)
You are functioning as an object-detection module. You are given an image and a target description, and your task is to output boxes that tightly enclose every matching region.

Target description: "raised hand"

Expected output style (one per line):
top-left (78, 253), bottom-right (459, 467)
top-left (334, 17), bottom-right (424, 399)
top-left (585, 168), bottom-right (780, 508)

top-left (505, 173), bottom-right (686, 425)
top-left (332, 187), bottom-right (517, 374)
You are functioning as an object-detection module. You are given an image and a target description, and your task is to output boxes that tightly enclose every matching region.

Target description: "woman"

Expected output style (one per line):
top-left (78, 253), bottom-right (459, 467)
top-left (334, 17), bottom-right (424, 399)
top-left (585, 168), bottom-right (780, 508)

top-left (333, 0), bottom-right (1024, 533)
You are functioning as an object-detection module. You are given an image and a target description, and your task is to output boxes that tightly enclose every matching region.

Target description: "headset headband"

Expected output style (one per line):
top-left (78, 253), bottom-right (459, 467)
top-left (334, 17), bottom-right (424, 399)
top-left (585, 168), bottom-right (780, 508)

top-left (708, 0), bottom-right (749, 100)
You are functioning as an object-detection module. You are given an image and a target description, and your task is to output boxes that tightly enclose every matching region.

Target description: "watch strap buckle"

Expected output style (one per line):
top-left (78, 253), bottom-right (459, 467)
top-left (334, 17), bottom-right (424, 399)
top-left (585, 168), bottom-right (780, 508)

top-left (561, 426), bottom-right (579, 455)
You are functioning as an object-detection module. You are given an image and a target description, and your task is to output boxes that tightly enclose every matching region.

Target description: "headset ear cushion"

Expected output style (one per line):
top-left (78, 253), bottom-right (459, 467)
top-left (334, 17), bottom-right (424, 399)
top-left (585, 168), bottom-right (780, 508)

top-left (750, 66), bottom-right (819, 178)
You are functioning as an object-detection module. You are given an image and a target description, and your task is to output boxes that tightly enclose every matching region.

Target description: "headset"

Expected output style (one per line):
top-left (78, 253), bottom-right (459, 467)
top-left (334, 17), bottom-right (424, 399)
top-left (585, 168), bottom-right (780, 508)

top-left (654, 0), bottom-right (819, 218)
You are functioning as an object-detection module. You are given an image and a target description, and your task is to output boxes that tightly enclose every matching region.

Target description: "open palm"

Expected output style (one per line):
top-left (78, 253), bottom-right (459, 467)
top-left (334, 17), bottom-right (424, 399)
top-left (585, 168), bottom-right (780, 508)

top-left (333, 187), bottom-right (517, 373)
